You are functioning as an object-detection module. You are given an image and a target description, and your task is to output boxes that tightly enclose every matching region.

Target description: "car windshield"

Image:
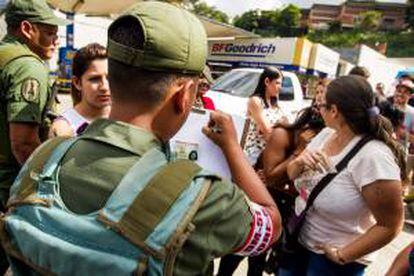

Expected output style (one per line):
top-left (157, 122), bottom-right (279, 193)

top-left (211, 70), bottom-right (294, 100)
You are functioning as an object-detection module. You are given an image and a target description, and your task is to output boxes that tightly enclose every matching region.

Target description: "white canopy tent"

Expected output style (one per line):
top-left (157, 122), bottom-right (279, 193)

top-left (47, 0), bottom-right (138, 15)
top-left (47, 0), bottom-right (257, 38)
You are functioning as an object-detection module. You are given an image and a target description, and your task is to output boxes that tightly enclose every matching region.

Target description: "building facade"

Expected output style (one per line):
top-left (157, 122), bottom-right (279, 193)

top-left (301, 0), bottom-right (408, 30)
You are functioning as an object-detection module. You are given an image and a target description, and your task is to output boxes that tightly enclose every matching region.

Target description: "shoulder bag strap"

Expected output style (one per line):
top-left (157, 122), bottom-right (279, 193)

top-left (290, 135), bottom-right (373, 237)
top-left (303, 135), bottom-right (373, 214)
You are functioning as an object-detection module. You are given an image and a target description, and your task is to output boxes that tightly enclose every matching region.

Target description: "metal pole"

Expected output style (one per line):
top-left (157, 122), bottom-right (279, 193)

top-left (66, 12), bottom-right (75, 49)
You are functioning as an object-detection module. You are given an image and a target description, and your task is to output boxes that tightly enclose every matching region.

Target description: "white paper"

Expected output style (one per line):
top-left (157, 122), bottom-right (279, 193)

top-left (171, 109), bottom-right (247, 181)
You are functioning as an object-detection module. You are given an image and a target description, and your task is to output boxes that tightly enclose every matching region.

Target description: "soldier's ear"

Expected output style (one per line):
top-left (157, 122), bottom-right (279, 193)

top-left (172, 79), bottom-right (195, 114)
top-left (20, 20), bottom-right (36, 40)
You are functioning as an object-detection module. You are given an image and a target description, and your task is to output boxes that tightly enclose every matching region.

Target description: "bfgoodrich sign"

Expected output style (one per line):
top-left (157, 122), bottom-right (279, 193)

top-left (208, 37), bottom-right (312, 72)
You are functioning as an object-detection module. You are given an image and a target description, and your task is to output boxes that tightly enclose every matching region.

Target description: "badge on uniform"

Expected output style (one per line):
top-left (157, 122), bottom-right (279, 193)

top-left (21, 78), bottom-right (40, 103)
top-left (171, 140), bottom-right (199, 161)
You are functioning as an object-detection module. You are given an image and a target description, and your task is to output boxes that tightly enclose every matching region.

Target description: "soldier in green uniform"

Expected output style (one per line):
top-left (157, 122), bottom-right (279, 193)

top-left (0, 0), bottom-right (69, 211)
top-left (2, 2), bottom-right (282, 274)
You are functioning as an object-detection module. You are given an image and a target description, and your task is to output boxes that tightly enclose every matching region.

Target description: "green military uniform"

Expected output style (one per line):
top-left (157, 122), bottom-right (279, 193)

top-left (2, 2), bottom-right (271, 275)
top-left (0, 34), bottom-right (52, 206)
top-left (0, 0), bottom-right (69, 207)
top-left (55, 119), bottom-right (253, 274)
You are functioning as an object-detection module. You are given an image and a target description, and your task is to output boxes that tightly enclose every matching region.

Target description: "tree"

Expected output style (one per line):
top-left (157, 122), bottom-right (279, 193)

top-left (279, 5), bottom-right (301, 29)
top-left (408, 0), bottom-right (414, 29)
top-left (233, 4), bottom-right (301, 37)
top-left (358, 11), bottom-right (382, 32)
top-left (277, 4), bottom-right (302, 36)
top-left (158, 0), bottom-right (229, 24)
top-left (328, 20), bottom-right (343, 32)
top-left (256, 10), bottom-right (280, 36)
top-left (192, 1), bottom-right (229, 23)
top-left (233, 10), bottom-right (261, 32)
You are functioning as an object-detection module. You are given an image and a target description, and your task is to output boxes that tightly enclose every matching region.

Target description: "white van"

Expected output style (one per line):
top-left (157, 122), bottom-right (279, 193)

top-left (206, 68), bottom-right (312, 121)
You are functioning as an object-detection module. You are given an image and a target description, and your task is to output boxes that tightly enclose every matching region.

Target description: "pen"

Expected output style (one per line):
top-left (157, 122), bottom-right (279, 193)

top-left (210, 126), bottom-right (222, 134)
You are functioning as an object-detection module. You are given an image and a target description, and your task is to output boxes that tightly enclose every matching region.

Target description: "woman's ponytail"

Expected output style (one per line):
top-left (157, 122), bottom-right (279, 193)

top-left (369, 114), bottom-right (407, 183)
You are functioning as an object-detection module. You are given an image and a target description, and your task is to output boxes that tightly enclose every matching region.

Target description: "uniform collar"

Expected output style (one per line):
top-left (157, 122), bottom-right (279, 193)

top-left (2, 34), bottom-right (20, 44)
top-left (2, 34), bottom-right (43, 61)
top-left (81, 118), bottom-right (165, 157)
top-left (3, 34), bottom-right (27, 47)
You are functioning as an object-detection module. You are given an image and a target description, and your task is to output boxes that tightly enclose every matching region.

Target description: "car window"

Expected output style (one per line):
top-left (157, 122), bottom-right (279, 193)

top-left (211, 71), bottom-right (260, 97)
top-left (280, 77), bottom-right (294, 101)
top-left (211, 70), bottom-right (295, 101)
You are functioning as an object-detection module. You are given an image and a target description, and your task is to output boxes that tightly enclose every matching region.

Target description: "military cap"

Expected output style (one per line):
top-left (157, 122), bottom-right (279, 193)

top-left (107, 1), bottom-right (207, 75)
top-left (6, 0), bottom-right (70, 26)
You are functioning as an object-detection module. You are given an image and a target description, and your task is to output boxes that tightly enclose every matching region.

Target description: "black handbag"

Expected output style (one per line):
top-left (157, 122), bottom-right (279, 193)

top-left (265, 135), bottom-right (372, 273)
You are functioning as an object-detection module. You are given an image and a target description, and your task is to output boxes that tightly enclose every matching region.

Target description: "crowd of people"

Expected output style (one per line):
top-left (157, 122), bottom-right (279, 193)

top-left (0, 0), bottom-right (414, 275)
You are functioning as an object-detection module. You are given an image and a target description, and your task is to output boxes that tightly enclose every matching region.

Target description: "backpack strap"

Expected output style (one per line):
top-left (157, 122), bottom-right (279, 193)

top-left (119, 160), bottom-right (201, 242)
top-left (98, 147), bottom-right (214, 259)
top-left (34, 137), bottom-right (79, 200)
top-left (99, 147), bottom-right (169, 221)
top-left (8, 137), bottom-right (73, 207)
top-left (163, 172), bottom-right (215, 274)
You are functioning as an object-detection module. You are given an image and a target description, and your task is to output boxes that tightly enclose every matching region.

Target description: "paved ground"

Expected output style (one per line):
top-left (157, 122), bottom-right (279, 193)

top-left (58, 93), bottom-right (414, 276)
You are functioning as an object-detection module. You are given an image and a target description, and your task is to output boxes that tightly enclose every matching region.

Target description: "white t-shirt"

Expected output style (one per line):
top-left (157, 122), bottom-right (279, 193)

top-left (58, 108), bottom-right (90, 136)
top-left (295, 127), bottom-right (401, 264)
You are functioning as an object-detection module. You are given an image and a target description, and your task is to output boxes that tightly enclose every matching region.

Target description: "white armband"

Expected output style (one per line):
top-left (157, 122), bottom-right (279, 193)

top-left (233, 202), bottom-right (274, 256)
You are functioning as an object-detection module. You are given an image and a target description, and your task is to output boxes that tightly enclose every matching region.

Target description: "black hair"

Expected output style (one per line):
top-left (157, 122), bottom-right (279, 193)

top-left (326, 75), bottom-right (406, 181)
top-left (71, 43), bottom-right (107, 105)
top-left (377, 100), bottom-right (405, 131)
top-left (274, 101), bottom-right (325, 133)
top-left (349, 66), bottom-right (370, 79)
top-left (251, 66), bottom-right (283, 108)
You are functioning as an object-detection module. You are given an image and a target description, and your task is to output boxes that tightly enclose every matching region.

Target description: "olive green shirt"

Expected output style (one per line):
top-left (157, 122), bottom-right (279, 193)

top-left (58, 119), bottom-right (252, 275)
top-left (0, 34), bottom-right (52, 205)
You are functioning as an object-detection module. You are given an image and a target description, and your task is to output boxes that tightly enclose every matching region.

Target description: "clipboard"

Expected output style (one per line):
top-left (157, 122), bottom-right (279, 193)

top-left (171, 108), bottom-right (249, 180)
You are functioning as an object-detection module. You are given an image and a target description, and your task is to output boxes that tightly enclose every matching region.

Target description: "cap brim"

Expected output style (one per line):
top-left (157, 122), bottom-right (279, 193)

top-left (204, 73), bottom-right (214, 84)
top-left (32, 16), bottom-right (72, 26)
top-left (202, 67), bottom-right (214, 84)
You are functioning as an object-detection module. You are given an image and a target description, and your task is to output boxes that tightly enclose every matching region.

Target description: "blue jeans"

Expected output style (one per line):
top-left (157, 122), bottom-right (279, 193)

top-left (409, 248), bottom-right (414, 276)
top-left (278, 246), bottom-right (366, 276)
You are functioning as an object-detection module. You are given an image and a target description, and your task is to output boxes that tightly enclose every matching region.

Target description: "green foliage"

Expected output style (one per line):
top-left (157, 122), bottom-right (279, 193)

top-left (233, 10), bottom-right (260, 31)
top-left (328, 20), bottom-right (343, 32)
top-left (233, 4), bottom-right (302, 37)
top-left (158, 0), bottom-right (230, 24)
top-left (386, 32), bottom-right (414, 57)
top-left (307, 29), bottom-right (414, 57)
top-left (408, 0), bottom-right (414, 29)
top-left (278, 4), bottom-right (301, 34)
top-left (191, 1), bottom-right (229, 23)
top-left (357, 11), bottom-right (382, 32)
